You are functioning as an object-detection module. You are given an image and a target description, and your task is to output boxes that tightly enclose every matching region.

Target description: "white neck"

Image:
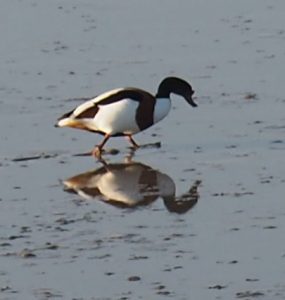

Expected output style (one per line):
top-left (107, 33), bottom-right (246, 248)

top-left (154, 98), bottom-right (171, 124)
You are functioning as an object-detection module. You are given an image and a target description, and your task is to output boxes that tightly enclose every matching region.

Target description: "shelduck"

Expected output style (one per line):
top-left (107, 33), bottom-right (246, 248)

top-left (55, 76), bottom-right (197, 156)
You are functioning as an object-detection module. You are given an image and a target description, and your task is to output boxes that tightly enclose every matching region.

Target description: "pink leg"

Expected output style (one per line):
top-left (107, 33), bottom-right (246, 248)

top-left (126, 135), bottom-right (140, 149)
top-left (92, 134), bottom-right (110, 157)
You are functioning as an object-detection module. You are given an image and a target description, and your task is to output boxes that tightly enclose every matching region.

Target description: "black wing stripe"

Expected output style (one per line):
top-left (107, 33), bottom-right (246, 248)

top-left (75, 105), bottom-right (99, 119)
top-left (57, 109), bottom-right (74, 121)
top-left (97, 89), bottom-right (144, 106)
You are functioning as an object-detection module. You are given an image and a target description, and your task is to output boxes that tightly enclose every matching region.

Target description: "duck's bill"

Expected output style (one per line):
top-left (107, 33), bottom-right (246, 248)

top-left (186, 96), bottom-right (198, 107)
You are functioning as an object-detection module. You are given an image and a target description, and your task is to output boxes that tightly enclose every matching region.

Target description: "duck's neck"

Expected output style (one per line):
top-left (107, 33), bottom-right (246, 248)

top-left (153, 97), bottom-right (171, 124)
top-left (155, 87), bottom-right (171, 99)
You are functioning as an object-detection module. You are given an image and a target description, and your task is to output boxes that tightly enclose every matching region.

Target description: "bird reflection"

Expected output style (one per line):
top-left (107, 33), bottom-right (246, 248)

top-left (63, 160), bottom-right (201, 214)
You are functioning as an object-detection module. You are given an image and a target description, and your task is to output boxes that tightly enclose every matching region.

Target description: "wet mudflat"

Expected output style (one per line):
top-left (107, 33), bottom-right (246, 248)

top-left (1, 0), bottom-right (285, 299)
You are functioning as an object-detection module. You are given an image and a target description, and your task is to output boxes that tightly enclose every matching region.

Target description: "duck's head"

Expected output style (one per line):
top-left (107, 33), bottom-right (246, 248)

top-left (156, 77), bottom-right (197, 107)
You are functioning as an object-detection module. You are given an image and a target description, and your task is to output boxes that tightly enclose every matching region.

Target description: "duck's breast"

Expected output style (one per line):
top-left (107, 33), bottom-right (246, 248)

top-left (153, 98), bottom-right (171, 124)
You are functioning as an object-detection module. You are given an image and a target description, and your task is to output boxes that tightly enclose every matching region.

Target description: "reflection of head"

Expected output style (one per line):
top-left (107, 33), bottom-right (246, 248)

top-left (163, 180), bottom-right (201, 214)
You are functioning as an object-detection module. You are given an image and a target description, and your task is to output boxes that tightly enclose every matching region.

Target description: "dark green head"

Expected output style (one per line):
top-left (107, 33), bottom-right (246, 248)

top-left (156, 77), bottom-right (197, 107)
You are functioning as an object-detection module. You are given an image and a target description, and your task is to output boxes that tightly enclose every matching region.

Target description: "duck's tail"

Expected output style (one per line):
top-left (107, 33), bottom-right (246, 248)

top-left (55, 108), bottom-right (87, 129)
top-left (55, 117), bottom-right (88, 130)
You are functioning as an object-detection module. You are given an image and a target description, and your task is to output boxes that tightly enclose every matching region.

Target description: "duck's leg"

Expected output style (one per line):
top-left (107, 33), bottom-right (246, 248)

top-left (126, 135), bottom-right (140, 149)
top-left (92, 134), bottom-right (110, 157)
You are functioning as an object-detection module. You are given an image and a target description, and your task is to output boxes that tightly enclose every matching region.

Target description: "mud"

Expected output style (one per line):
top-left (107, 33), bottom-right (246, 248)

top-left (1, 0), bottom-right (285, 299)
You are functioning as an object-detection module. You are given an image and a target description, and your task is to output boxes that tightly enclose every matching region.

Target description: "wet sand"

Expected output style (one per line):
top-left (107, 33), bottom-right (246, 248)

top-left (1, 0), bottom-right (285, 299)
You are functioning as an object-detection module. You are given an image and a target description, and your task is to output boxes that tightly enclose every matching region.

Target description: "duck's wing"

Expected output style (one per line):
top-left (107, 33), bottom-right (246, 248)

top-left (71, 88), bottom-right (154, 120)
top-left (66, 88), bottom-right (120, 119)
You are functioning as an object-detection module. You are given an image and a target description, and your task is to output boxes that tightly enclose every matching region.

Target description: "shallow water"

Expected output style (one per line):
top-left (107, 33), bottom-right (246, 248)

top-left (1, 0), bottom-right (285, 299)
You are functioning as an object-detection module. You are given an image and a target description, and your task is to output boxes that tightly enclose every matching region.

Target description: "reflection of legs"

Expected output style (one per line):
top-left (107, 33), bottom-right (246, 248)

top-left (126, 135), bottom-right (140, 149)
top-left (124, 147), bottom-right (136, 164)
top-left (92, 134), bottom-right (110, 157)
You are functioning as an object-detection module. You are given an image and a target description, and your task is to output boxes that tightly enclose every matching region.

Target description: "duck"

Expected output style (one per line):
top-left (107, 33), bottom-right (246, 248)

top-left (55, 76), bottom-right (197, 156)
